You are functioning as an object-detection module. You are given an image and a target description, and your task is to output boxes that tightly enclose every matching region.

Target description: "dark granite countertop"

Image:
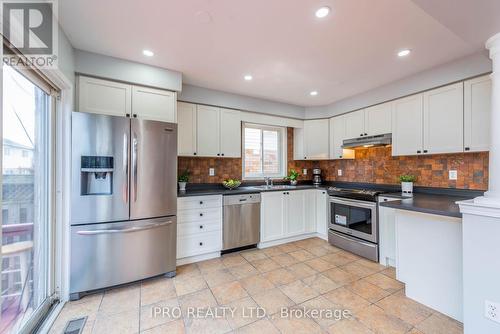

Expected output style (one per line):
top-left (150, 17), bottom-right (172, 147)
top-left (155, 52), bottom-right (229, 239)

top-left (177, 184), bottom-right (328, 197)
top-left (178, 181), bottom-right (483, 218)
top-left (379, 193), bottom-right (474, 218)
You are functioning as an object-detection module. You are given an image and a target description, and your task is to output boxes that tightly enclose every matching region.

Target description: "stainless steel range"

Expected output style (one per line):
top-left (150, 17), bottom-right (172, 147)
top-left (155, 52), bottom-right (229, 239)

top-left (327, 187), bottom-right (383, 262)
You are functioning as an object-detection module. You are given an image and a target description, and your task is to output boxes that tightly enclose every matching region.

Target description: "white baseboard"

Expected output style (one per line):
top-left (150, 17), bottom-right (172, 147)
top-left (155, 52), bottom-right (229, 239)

top-left (258, 233), bottom-right (322, 249)
top-left (176, 251), bottom-right (221, 266)
top-left (317, 233), bottom-right (328, 241)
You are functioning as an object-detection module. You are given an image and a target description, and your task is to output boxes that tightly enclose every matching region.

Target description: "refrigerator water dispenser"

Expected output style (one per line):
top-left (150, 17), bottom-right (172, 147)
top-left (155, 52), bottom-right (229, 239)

top-left (80, 156), bottom-right (114, 195)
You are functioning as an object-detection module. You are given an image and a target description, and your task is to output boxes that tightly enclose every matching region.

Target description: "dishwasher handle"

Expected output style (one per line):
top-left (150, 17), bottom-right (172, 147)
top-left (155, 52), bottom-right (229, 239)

top-left (224, 193), bottom-right (261, 206)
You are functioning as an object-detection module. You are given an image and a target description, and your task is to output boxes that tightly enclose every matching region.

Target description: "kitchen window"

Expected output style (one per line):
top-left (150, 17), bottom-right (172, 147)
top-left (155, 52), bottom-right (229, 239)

top-left (242, 123), bottom-right (286, 179)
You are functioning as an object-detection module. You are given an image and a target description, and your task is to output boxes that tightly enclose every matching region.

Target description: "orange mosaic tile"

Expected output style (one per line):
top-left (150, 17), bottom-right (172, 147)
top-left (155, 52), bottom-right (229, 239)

top-left (178, 127), bottom-right (488, 190)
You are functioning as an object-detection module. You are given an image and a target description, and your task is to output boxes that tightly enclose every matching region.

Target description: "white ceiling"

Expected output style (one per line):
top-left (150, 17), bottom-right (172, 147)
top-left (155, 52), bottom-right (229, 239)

top-left (59, 0), bottom-right (497, 107)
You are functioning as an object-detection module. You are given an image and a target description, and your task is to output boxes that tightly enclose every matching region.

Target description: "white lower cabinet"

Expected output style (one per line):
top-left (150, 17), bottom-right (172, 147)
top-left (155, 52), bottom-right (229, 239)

top-left (304, 190), bottom-right (317, 233)
top-left (378, 196), bottom-right (400, 267)
top-left (261, 191), bottom-right (286, 242)
top-left (315, 190), bottom-right (328, 237)
top-left (177, 195), bottom-right (222, 261)
top-left (286, 191), bottom-right (306, 235)
top-left (261, 190), bottom-right (318, 243)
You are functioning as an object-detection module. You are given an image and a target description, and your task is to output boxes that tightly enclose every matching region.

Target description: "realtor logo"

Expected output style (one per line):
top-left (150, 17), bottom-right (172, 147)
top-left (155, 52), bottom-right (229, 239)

top-left (1, 0), bottom-right (58, 68)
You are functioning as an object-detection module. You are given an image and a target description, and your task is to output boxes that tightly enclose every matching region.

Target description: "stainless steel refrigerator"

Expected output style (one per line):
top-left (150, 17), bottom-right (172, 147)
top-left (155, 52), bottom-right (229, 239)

top-left (69, 111), bottom-right (177, 300)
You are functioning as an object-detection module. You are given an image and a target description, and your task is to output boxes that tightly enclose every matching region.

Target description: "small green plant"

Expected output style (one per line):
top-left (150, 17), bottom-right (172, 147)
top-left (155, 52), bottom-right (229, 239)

top-left (284, 169), bottom-right (300, 181)
top-left (178, 169), bottom-right (190, 182)
top-left (399, 174), bottom-right (416, 183)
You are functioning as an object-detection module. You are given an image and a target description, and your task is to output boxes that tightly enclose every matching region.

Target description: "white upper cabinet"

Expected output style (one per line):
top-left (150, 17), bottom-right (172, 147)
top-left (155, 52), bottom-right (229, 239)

top-left (78, 76), bottom-right (131, 117)
top-left (464, 75), bottom-right (491, 152)
top-left (344, 110), bottom-right (366, 139)
top-left (78, 75), bottom-right (177, 122)
top-left (423, 82), bottom-right (464, 154)
top-left (196, 105), bottom-right (221, 157)
top-left (177, 102), bottom-right (197, 156)
top-left (177, 103), bottom-right (242, 158)
top-left (293, 128), bottom-right (305, 160)
top-left (132, 86), bottom-right (177, 123)
top-left (329, 115), bottom-right (355, 160)
top-left (304, 120), bottom-right (329, 160)
top-left (392, 94), bottom-right (424, 156)
top-left (365, 102), bottom-right (392, 136)
top-left (293, 119), bottom-right (329, 160)
top-left (219, 108), bottom-right (242, 158)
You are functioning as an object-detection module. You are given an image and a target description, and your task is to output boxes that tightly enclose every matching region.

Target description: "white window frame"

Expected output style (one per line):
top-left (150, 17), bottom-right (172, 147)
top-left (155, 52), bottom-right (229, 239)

top-left (242, 123), bottom-right (287, 180)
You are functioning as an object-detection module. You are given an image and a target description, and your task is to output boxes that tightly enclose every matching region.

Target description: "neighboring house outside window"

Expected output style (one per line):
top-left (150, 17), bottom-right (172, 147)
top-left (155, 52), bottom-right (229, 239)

top-left (242, 123), bottom-right (286, 179)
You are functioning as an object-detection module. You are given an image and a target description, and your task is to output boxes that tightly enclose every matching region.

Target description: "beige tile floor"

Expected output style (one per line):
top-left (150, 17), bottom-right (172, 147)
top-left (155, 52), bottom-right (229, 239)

top-left (49, 238), bottom-right (463, 334)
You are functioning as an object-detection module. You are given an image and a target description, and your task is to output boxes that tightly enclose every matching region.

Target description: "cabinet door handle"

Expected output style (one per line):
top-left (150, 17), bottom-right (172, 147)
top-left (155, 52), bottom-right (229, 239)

top-left (304, 157), bottom-right (307, 160)
top-left (126, 113), bottom-right (130, 117)
top-left (364, 133), bottom-right (368, 136)
top-left (193, 152), bottom-right (197, 156)
top-left (221, 153), bottom-right (225, 156)
top-left (199, 201), bottom-right (203, 205)
top-left (339, 155), bottom-right (342, 158)
top-left (217, 153), bottom-right (220, 156)
top-left (199, 213), bottom-right (203, 217)
top-left (423, 150), bottom-right (428, 153)
top-left (133, 114), bottom-right (137, 118)
top-left (199, 225), bottom-right (203, 229)
top-left (465, 147), bottom-right (470, 151)
top-left (199, 242), bottom-right (203, 246)
top-left (417, 150), bottom-right (421, 154)
top-left (360, 133), bottom-right (364, 137)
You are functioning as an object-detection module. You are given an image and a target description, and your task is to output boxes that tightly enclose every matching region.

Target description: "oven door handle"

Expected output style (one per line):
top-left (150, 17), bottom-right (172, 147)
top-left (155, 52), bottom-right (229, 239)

top-left (329, 230), bottom-right (377, 248)
top-left (330, 197), bottom-right (377, 209)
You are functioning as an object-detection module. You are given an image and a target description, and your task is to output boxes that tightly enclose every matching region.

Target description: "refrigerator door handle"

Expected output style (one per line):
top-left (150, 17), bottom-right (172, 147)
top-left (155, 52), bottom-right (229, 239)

top-left (76, 220), bottom-right (173, 235)
top-left (123, 132), bottom-right (129, 204)
top-left (132, 132), bottom-right (138, 202)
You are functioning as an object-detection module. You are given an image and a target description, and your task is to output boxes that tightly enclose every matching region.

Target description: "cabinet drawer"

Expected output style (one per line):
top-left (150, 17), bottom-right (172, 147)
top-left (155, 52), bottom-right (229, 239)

top-left (177, 231), bottom-right (222, 258)
top-left (178, 196), bottom-right (222, 210)
top-left (178, 220), bottom-right (221, 236)
top-left (178, 207), bottom-right (221, 223)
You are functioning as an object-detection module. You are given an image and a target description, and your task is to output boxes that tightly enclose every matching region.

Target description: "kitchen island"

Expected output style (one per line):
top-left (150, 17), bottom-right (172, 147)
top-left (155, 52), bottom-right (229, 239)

top-left (393, 209), bottom-right (463, 322)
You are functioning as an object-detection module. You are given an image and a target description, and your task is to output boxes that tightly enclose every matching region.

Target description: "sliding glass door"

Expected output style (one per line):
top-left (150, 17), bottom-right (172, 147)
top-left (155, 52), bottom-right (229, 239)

top-left (1, 65), bottom-right (55, 333)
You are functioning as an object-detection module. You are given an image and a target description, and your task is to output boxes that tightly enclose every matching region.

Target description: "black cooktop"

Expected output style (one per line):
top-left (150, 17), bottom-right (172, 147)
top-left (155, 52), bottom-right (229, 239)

top-left (327, 187), bottom-right (385, 202)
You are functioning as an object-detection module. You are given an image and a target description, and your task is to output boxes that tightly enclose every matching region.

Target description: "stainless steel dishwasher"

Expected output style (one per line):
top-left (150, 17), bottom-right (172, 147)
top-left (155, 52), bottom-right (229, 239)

top-left (223, 193), bottom-right (261, 250)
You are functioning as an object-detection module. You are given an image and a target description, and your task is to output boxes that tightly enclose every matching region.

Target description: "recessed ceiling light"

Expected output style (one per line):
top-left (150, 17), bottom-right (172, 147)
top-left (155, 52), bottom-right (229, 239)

top-left (244, 75), bottom-right (253, 81)
top-left (315, 6), bottom-right (330, 18)
top-left (143, 49), bottom-right (154, 57)
top-left (397, 49), bottom-right (411, 57)
top-left (310, 91), bottom-right (318, 96)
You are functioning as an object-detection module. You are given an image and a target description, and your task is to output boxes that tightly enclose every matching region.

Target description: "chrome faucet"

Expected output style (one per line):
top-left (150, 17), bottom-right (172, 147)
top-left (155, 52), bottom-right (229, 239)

top-left (264, 177), bottom-right (273, 187)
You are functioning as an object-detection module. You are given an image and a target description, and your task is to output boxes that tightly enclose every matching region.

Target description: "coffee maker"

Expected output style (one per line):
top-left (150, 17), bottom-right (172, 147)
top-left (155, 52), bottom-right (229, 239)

top-left (312, 168), bottom-right (322, 185)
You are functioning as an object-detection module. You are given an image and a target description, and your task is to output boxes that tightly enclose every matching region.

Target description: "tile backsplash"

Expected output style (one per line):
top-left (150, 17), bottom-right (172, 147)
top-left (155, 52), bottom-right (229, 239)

top-left (177, 127), bottom-right (488, 190)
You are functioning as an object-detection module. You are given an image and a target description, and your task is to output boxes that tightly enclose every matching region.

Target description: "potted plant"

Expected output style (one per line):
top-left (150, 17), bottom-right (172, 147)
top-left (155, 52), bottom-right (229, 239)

top-left (284, 169), bottom-right (300, 186)
top-left (399, 174), bottom-right (416, 194)
top-left (178, 169), bottom-right (190, 191)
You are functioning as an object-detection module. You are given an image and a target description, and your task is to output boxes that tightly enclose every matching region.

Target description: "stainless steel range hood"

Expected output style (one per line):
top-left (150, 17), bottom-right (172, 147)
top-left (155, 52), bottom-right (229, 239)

top-left (342, 133), bottom-right (392, 149)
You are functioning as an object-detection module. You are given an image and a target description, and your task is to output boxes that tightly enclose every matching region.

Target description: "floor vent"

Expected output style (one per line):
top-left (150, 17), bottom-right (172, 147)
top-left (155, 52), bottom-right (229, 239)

top-left (63, 316), bottom-right (87, 334)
